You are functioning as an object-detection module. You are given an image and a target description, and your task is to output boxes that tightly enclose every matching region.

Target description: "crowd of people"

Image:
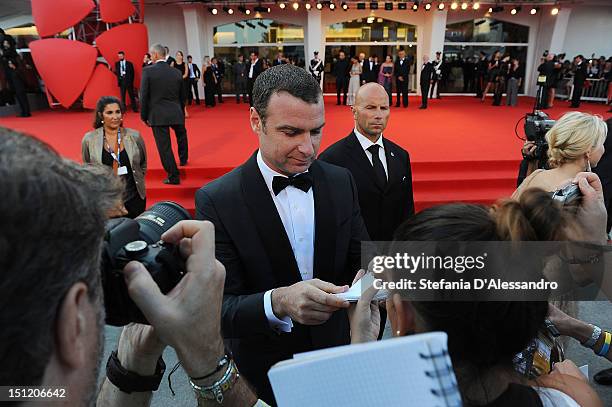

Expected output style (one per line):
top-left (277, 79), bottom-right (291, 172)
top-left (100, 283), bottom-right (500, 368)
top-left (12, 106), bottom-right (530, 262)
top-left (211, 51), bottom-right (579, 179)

top-left (2, 60), bottom-right (611, 407)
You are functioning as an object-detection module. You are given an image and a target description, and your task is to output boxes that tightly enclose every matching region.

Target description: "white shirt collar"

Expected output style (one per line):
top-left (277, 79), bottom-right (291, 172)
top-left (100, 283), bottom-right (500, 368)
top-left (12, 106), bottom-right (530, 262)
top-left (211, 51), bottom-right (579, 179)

top-left (256, 150), bottom-right (309, 193)
top-left (354, 128), bottom-right (384, 152)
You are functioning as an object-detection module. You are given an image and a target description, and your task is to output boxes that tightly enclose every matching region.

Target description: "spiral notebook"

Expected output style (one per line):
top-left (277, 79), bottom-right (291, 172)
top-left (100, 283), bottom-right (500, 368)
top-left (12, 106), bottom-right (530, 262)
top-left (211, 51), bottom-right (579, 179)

top-left (268, 332), bottom-right (462, 407)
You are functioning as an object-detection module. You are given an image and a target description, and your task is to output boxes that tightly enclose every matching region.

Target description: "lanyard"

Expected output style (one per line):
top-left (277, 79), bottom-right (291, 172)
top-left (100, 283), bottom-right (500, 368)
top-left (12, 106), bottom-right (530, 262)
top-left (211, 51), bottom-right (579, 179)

top-left (105, 129), bottom-right (122, 166)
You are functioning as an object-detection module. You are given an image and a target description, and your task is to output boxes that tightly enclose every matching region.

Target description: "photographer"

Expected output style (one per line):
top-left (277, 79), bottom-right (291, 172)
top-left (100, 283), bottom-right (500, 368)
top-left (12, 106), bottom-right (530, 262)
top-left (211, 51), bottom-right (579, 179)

top-left (513, 112), bottom-right (607, 200)
top-left (0, 128), bottom-right (258, 407)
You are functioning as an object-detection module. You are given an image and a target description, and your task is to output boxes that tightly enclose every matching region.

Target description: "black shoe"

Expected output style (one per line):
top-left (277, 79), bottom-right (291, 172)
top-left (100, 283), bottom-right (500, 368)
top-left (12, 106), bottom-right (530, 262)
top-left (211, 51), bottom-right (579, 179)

top-left (594, 368), bottom-right (612, 385)
top-left (18, 113), bottom-right (32, 117)
top-left (570, 104), bottom-right (579, 108)
top-left (180, 160), bottom-right (188, 166)
top-left (419, 106), bottom-right (427, 109)
top-left (336, 102), bottom-right (341, 105)
top-left (403, 105), bottom-right (408, 108)
top-left (163, 178), bottom-right (180, 185)
top-left (395, 104), bottom-right (400, 107)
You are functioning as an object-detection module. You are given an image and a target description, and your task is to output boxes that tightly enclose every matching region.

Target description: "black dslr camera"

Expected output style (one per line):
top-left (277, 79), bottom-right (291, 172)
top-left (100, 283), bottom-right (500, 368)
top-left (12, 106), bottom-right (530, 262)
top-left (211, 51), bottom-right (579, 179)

top-left (524, 110), bottom-right (556, 160)
top-left (101, 201), bottom-right (191, 326)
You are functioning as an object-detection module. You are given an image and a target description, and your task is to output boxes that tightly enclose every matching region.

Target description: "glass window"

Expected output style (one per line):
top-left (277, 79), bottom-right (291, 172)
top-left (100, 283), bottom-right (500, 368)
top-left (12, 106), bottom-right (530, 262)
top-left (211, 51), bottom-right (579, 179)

top-left (325, 18), bottom-right (417, 43)
top-left (213, 19), bottom-right (304, 45)
top-left (445, 19), bottom-right (528, 43)
top-left (441, 45), bottom-right (527, 93)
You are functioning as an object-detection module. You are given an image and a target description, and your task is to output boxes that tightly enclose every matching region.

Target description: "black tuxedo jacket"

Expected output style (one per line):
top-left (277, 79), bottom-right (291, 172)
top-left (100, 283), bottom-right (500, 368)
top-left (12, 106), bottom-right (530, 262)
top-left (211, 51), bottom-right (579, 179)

top-left (420, 62), bottom-right (434, 85)
top-left (139, 62), bottom-right (185, 126)
top-left (195, 152), bottom-right (369, 403)
top-left (362, 60), bottom-right (378, 83)
top-left (189, 63), bottom-right (201, 79)
top-left (394, 58), bottom-right (411, 80)
top-left (247, 59), bottom-right (263, 81)
top-left (574, 62), bottom-right (588, 87)
top-left (319, 132), bottom-right (415, 241)
top-left (114, 60), bottom-right (134, 86)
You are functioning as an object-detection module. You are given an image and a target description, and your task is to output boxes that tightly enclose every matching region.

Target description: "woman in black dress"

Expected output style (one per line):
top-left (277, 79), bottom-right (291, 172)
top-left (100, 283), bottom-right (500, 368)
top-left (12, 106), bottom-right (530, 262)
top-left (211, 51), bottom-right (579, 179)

top-left (481, 50), bottom-right (501, 102)
top-left (174, 51), bottom-right (189, 117)
top-left (203, 56), bottom-right (217, 107)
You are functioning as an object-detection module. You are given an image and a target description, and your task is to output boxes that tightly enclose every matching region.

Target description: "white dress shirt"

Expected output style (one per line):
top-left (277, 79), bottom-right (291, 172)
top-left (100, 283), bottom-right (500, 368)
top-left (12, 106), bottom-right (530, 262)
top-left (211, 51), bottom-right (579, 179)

top-left (257, 151), bottom-right (315, 333)
top-left (120, 60), bottom-right (126, 76)
top-left (188, 63), bottom-right (195, 78)
top-left (249, 59), bottom-right (259, 79)
top-left (354, 128), bottom-right (389, 179)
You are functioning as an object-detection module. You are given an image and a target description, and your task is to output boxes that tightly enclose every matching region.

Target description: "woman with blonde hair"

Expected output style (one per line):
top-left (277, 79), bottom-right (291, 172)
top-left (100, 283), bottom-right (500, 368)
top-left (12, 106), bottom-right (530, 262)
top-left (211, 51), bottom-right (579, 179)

top-left (513, 111), bottom-right (607, 200)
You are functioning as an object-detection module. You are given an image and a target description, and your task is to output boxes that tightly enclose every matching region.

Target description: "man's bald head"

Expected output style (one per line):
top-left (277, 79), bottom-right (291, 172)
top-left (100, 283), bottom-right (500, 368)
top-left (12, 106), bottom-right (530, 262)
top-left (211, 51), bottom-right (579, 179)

top-left (352, 83), bottom-right (390, 141)
top-left (354, 82), bottom-right (389, 108)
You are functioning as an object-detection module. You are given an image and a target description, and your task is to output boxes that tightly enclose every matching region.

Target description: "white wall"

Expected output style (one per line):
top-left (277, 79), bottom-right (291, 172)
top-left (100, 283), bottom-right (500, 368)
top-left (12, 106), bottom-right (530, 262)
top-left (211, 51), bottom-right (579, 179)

top-left (563, 6), bottom-right (612, 59)
top-left (144, 5), bottom-right (187, 57)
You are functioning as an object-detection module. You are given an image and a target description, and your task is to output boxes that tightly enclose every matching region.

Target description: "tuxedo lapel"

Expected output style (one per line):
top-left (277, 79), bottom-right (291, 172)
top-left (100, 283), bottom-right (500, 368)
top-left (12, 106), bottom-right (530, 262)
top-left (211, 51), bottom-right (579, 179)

top-left (383, 138), bottom-right (403, 191)
top-left (310, 160), bottom-right (337, 281)
top-left (344, 132), bottom-right (384, 192)
top-left (240, 152), bottom-right (302, 286)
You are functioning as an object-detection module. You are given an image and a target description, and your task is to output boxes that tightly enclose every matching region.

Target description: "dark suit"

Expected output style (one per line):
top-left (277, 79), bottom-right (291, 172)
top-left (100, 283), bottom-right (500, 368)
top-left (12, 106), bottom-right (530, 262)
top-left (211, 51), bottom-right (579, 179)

top-left (247, 59), bottom-right (263, 106)
top-left (571, 61), bottom-right (588, 107)
top-left (333, 58), bottom-right (350, 105)
top-left (187, 62), bottom-right (201, 105)
top-left (361, 60), bottom-right (378, 84)
top-left (115, 59), bottom-right (137, 111)
top-left (234, 61), bottom-right (248, 103)
top-left (195, 153), bottom-right (369, 404)
top-left (139, 61), bottom-right (188, 182)
top-left (394, 57), bottom-right (411, 107)
top-left (420, 62), bottom-right (434, 108)
top-left (319, 132), bottom-right (415, 240)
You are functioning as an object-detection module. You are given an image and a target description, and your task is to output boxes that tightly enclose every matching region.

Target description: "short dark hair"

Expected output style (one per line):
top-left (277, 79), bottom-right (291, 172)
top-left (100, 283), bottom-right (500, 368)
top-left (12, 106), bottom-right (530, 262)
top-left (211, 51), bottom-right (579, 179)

top-left (93, 96), bottom-right (124, 129)
top-left (118, 50), bottom-right (125, 55)
top-left (187, 55), bottom-right (192, 59)
top-left (145, 53), bottom-right (151, 58)
top-left (0, 128), bottom-right (113, 387)
top-left (252, 64), bottom-right (322, 124)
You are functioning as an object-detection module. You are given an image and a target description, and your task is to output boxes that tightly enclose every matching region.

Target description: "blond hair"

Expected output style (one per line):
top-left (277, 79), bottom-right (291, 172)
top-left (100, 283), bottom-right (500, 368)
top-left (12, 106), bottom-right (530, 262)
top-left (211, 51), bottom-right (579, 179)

top-left (546, 112), bottom-right (607, 168)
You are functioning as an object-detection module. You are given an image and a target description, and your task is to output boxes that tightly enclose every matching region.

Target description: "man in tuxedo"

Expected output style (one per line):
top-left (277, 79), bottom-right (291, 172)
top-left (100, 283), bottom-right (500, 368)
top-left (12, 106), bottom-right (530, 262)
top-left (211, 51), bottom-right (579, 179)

top-left (247, 51), bottom-right (263, 106)
top-left (420, 55), bottom-right (434, 109)
top-left (361, 55), bottom-right (378, 84)
top-left (333, 51), bottom-right (350, 105)
top-left (319, 82), bottom-right (415, 240)
top-left (234, 54), bottom-right (248, 103)
top-left (186, 55), bottom-right (201, 105)
top-left (309, 51), bottom-right (324, 87)
top-left (164, 46), bottom-right (175, 66)
top-left (570, 55), bottom-right (588, 108)
top-left (140, 44), bottom-right (188, 185)
top-left (115, 51), bottom-right (138, 112)
top-left (394, 49), bottom-right (411, 107)
top-left (195, 64), bottom-right (368, 404)
top-left (142, 52), bottom-right (152, 67)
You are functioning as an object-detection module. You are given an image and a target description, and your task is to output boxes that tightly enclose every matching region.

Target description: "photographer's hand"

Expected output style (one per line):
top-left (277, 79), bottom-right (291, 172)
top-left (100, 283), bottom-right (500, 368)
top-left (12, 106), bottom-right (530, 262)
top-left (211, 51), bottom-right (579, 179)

top-left (122, 220), bottom-right (225, 378)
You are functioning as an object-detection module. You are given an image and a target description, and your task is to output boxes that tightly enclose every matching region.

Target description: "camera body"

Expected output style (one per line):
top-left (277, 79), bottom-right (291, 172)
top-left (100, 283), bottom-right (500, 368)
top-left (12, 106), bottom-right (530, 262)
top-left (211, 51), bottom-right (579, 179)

top-left (551, 183), bottom-right (583, 208)
top-left (101, 202), bottom-right (191, 326)
top-left (524, 110), bottom-right (555, 160)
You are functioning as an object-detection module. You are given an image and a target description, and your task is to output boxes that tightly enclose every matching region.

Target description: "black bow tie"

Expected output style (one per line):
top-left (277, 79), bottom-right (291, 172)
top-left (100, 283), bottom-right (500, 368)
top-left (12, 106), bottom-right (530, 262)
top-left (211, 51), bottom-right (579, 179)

top-left (272, 173), bottom-right (313, 195)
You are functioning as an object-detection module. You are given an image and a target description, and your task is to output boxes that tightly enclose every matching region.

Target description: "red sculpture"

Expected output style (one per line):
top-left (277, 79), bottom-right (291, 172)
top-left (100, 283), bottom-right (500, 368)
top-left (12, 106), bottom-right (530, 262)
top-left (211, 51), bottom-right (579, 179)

top-left (96, 23), bottom-right (149, 88)
top-left (31, 0), bottom-right (95, 38)
top-left (82, 65), bottom-right (122, 109)
top-left (99, 0), bottom-right (136, 23)
top-left (29, 39), bottom-right (98, 108)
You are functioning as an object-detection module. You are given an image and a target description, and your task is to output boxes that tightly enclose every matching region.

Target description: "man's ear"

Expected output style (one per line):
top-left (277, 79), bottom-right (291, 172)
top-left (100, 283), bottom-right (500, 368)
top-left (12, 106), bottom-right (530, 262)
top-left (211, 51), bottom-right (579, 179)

top-left (249, 107), bottom-right (262, 133)
top-left (54, 282), bottom-right (91, 369)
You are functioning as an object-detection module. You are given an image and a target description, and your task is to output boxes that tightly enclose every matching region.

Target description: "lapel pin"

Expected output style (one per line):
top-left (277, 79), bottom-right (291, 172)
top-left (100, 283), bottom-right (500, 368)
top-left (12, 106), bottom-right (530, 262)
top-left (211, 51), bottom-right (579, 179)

top-left (390, 152), bottom-right (395, 157)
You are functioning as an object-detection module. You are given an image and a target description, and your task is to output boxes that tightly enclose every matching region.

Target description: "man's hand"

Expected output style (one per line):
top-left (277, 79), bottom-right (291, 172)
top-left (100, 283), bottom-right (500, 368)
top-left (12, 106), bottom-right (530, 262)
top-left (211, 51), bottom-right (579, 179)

top-left (522, 141), bottom-right (537, 157)
top-left (573, 172), bottom-right (607, 243)
top-left (398, 76), bottom-right (404, 81)
top-left (348, 270), bottom-right (381, 344)
top-left (117, 323), bottom-right (166, 376)
top-left (122, 220), bottom-right (226, 378)
top-left (271, 279), bottom-right (350, 325)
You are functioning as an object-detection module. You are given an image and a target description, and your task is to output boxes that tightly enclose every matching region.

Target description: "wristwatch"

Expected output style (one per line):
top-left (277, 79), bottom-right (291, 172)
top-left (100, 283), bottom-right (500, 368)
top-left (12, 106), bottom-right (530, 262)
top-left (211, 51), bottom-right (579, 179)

top-left (106, 350), bottom-right (166, 393)
top-left (581, 324), bottom-right (602, 349)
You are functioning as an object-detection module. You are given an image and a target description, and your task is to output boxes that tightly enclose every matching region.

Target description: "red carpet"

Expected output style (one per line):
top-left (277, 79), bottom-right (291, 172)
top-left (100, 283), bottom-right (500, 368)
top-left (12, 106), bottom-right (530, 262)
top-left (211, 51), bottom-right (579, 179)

top-left (1, 96), bottom-right (609, 214)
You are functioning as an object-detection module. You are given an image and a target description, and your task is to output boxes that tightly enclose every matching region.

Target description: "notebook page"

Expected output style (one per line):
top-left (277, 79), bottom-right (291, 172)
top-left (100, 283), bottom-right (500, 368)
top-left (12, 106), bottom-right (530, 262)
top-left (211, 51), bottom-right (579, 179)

top-left (268, 332), bottom-right (453, 407)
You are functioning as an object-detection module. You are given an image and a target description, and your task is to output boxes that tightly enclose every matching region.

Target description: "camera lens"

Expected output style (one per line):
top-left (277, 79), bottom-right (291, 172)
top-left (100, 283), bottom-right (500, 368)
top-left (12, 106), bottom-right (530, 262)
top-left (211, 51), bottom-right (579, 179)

top-left (135, 201), bottom-right (191, 244)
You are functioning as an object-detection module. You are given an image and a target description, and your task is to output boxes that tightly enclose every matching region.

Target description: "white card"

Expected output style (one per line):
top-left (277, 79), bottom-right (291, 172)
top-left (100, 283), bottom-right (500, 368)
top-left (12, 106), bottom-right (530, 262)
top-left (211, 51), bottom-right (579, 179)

top-left (117, 166), bottom-right (128, 176)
